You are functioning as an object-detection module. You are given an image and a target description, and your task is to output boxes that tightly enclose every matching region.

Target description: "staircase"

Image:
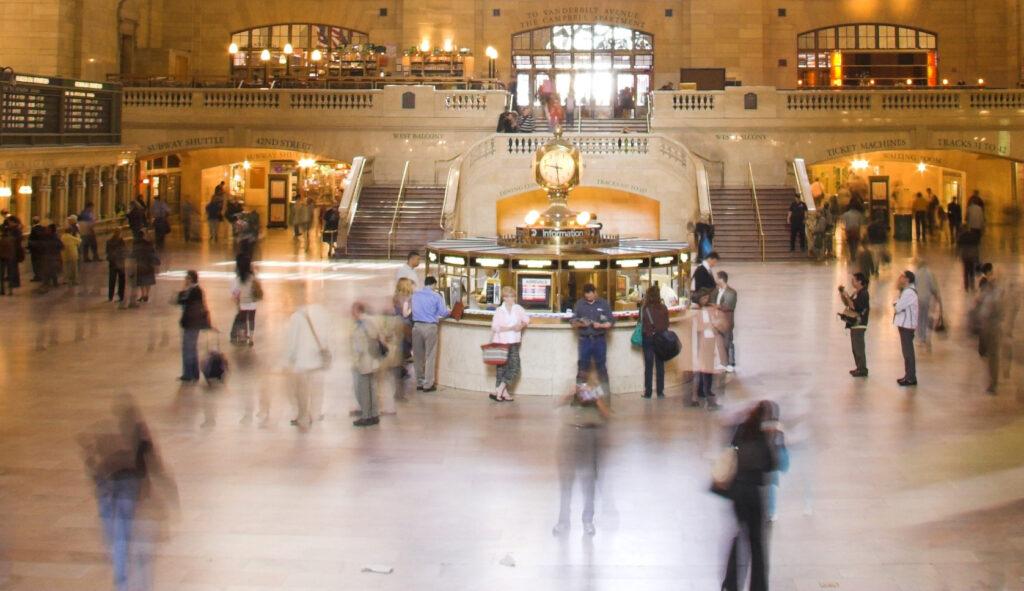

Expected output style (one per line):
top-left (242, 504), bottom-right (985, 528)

top-left (709, 187), bottom-right (807, 261)
top-left (344, 185), bottom-right (445, 259)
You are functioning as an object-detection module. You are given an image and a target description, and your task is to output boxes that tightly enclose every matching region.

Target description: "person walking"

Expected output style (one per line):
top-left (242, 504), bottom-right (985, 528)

top-left (351, 302), bottom-right (383, 427)
top-left (639, 285), bottom-right (669, 398)
top-left (78, 202), bottom-right (100, 262)
top-left (975, 264), bottom-right (1004, 394)
top-left (27, 217), bottom-right (46, 282)
top-left (0, 217), bottom-right (24, 296)
top-left (914, 257), bottom-right (942, 349)
top-left (396, 251), bottom-right (422, 287)
top-left (105, 228), bottom-right (127, 303)
top-left (787, 194), bottom-right (808, 252)
top-left (130, 231), bottom-right (159, 304)
top-left (126, 198), bottom-right (148, 241)
top-left (205, 191), bottom-right (225, 243)
top-left (720, 401), bottom-right (782, 591)
top-left (946, 198), bottom-right (963, 244)
top-left (689, 288), bottom-right (723, 409)
top-left (230, 255), bottom-right (260, 346)
top-left (490, 286), bottom-right (530, 402)
top-left (553, 381), bottom-right (610, 537)
top-left (839, 272), bottom-right (870, 377)
top-left (60, 223), bottom-right (82, 286)
top-left (959, 227), bottom-right (981, 292)
top-left (321, 203), bottom-right (340, 258)
top-left (966, 193), bottom-right (986, 238)
top-left (893, 270), bottom-right (920, 386)
top-left (841, 202), bottom-right (865, 263)
top-left (572, 283), bottom-right (615, 395)
top-left (175, 270), bottom-right (209, 383)
top-left (150, 196), bottom-right (171, 250)
top-left (391, 277), bottom-right (416, 401)
top-left (291, 197), bottom-right (314, 250)
top-left (181, 199), bottom-right (196, 243)
top-left (714, 271), bottom-right (738, 371)
top-left (40, 224), bottom-right (63, 291)
top-left (912, 192), bottom-right (929, 243)
top-left (285, 303), bottom-right (333, 428)
top-left (411, 276), bottom-right (450, 392)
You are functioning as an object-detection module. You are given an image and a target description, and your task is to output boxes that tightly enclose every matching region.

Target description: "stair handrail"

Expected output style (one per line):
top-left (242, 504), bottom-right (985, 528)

top-left (441, 162), bottom-right (459, 233)
top-left (387, 161), bottom-right (411, 260)
top-left (791, 158), bottom-right (817, 212)
top-left (696, 161), bottom-right (713, 224)
top-left (339, 156), bottom-right (368, 255)
top-left (748, 162), bottom-right (766, 262)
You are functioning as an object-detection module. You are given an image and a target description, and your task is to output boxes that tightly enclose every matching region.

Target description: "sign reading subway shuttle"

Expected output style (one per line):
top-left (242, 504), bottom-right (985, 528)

top-left (0, 71), bottom-right (121, 146)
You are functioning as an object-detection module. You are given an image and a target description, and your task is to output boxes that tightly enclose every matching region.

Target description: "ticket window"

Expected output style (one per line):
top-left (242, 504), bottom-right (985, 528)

top-left (555, 267), bottom-right (608, 313)
top-left (469, 265), bottom-right (513, 309)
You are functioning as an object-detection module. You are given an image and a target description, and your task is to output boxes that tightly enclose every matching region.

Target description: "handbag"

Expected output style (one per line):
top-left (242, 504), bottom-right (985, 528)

top-left (630, 306), bottom-right (644, 348)
top-left (303, 311), bottom-right (332, 370)
top-left (481, 342), bottom-right (511, 366)
top-left (709, 446), bottom-right (738, 498)
top-left (450, 301), bottom-right (465, 321)
top-left (653, 328), bottom-right (681, 361)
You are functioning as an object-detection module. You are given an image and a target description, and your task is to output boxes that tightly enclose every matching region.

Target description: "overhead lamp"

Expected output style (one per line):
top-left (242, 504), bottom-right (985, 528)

top-left (442, 39), bottom-right (453, 52)
top-left (420, 39), bottom-right (431, 52)
top-left (851, 159), bottom-right (869, 171)
top-left (242, 160), bottom-right (251, 170)
top-left (916, 162), bottom-right (927, 173)
top-left (311, 49), bottom-right (323, 62)
top-left (869, 79), bottom-right (875, 86)
top-left (0, 187), bottom-right (11, 198)
top-left (524, 210), bottom-right (541, 225)
top-left (977, 78), bottom-right (985, 85)
top-left (298, 158), bottom-right (316, 168)
top-left (283, 43), bottom-right (293, 55)
top-left (942, 78), bottom-right (950, 85)
top-left (18, 185), bottom-right (32, 195)
top-left (485, 46), bottom-right (498, 60)
top-left (142, 178), bottom-right (150, 185)
top-left (278, 55), bottom-right (287, 65)
top-left (260, 49), bottom-right (271, 62)
top-left (575, 211), bottom-right (591, 225)
top-left (905, 78), bottom-right (913, 86)
top-left (228, 42), bottom-right (239, 54)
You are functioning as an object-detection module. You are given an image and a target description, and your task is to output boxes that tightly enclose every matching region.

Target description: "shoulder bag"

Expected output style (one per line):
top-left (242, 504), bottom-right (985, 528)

top-left (630, 306), bottom-right (644, 348)
top-left (709, 445), bottom-right (738, 498)
top-left (303, 311), bottom-right (333, 370)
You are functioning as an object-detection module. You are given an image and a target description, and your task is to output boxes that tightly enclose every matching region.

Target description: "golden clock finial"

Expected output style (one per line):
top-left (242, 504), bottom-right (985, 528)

top-left (553, 125), bottom-right (563, 139)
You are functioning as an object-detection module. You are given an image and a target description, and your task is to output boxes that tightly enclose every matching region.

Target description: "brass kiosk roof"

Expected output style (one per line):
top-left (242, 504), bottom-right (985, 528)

top-left (426, 238), bottom-right (690, 260)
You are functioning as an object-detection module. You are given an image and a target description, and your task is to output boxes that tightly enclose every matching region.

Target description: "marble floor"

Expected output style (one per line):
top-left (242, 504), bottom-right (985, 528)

top-left (0, 228), bottom-right (1022, 591)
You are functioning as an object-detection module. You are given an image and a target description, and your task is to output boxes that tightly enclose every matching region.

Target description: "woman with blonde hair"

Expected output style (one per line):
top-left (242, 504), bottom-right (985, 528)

top-left (489, 286), bottom-right (530, 401)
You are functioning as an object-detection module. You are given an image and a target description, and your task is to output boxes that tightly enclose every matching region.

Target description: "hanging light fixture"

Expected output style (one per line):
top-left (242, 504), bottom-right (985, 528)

top-left (278, 55), bottom-right (287, 65)
top-left (260, 49), bottom-right (271, 62)
top-left (18, 185), bottom-right (32, 195)
top-left (311, 49), bottom-right (323, 62)
top-left (228, 42), bottom-right (239, 55)
top-left (283, 43), bottom-right (293, 55)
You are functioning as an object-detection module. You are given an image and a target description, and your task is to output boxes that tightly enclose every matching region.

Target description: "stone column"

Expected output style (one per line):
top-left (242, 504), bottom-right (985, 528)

top-left (52, 171), bottom-right (69, 222)
top-left (38, 171), bottom-right (53, 222)
top-left (87, 167), bottom-right (102, 213)
top-left (100, 167), bottom-right (115, 219)
top-left (13, 173), bottom-right (31, 218)
top-left (71, 169), bottom-right (86, 217)
top-left (115, 165), bottom-right (128, 212)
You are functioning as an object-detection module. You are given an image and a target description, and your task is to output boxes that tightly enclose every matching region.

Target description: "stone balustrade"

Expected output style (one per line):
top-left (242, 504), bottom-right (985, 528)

top-left (503, 133), bottom-right (650, 155)
top-left (652, 87), bottom-right (1024, 123)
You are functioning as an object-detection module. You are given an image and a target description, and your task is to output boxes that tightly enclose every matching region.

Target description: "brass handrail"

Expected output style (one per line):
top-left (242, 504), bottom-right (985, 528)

top-left (387, 161), bottom-right (411, 260)
top-left (340, 157), bottom-right (368, 255)
top-left (748, 162), bottom-right (766, 262)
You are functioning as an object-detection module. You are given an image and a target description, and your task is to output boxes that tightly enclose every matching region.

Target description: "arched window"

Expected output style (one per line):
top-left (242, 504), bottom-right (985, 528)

top-left (229, 23), bottom-right (375, 82)
top-left (797, 24), bottom-right (938, 88)
top-left (511, 24), bottom-right (653, 119)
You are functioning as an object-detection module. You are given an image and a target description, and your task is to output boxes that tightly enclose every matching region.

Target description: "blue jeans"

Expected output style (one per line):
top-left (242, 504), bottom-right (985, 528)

top-left (182, 328), bottom-right (200, 380)
top-left (577, 336), bottom-right (609, 389)
top-left (96, 478), bottom-right (140, 590)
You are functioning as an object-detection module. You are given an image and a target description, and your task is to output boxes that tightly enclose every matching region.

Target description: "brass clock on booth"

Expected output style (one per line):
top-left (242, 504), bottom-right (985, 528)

top-left (532, 130), bottom-right (581, 194)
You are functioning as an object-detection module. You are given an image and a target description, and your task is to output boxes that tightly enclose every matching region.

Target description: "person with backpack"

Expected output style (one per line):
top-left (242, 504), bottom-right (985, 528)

top-left (639, 285), bottom-right (669, 399)
top-left (176, 270), bottom-right (209, 383)
top-left (230, 254), bottom-right (261, 346)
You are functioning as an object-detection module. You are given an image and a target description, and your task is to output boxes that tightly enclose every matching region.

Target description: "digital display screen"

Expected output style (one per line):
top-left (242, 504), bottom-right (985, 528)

top-left (517, 275), bottom-right (552, 310)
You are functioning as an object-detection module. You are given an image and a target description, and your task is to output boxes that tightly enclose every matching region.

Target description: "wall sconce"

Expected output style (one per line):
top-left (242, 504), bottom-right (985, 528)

top-left (18, 185), bottom-right (33, 195)
top-left (260, 49), bottom-right (271, 62)
top-left (420, 39), bottom-right (431, 52)
top-left (442, 39), bottom-right (453, 52)
top-left (977, 78), bottom-right (985, 86)
top-left (916, 162), bottom-right (927, 173)
top-left (278, 55), bottom-right (287, 65)
top-left (283, 43), bottom-right (293, 55)
top-left (242, 160), bottom-right (251, 170)
top-left (228, 42), bottom-right (239, 55)
top-left (311, 49), bottom-right (323, 62)
top-left (851, 159), bottom-right (869, 171)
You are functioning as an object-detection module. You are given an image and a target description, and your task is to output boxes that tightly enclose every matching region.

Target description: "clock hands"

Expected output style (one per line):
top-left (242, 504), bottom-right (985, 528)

top-left (545, 161), bottom-right (564, 184)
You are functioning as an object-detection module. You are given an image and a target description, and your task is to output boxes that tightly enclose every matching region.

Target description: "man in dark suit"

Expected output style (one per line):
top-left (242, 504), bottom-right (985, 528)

top-left (713, 270), bottom-right (738, 371)
top-left (691, 251), bottom-right (719, 293)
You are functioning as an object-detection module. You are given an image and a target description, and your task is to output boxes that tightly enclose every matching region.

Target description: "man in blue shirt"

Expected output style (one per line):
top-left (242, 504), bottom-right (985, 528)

top-left (572, 283), bottom-right (614, 395)
top-left (411, 276), bottom-right (450, 392)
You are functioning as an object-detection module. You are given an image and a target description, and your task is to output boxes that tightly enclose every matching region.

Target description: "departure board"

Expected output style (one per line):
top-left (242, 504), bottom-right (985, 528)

top-left (0, 72), bottom-right (121, 146)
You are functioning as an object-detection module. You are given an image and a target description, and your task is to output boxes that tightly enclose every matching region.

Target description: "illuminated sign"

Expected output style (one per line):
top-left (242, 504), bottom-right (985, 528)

top-left (74, 81), bottom-right (104, 90)
top-left (515, 259), bottom-right (554, 269)
top-left (442, 255), bottom-right (466, 266)
top-left (15, 75), bottom-right (50, 85)
top-left (427, 251), bottom-right (438, 262)
top-left (653, 256), bottom-right (676, 266)
top-left (614, 258), bottom-right (647, 269)
top-left (472, 257), bottom-right (507, 268)
top-left (564, 260), bottom-right (604, 270)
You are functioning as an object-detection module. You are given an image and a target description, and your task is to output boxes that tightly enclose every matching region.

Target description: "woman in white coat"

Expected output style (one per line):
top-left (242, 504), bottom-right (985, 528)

top-left (285, 303), bottom-right (333, 428)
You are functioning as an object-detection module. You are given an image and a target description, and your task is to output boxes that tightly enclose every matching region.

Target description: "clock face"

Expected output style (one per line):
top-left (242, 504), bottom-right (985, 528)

top-left (538, 150), bottom-right (577, 187)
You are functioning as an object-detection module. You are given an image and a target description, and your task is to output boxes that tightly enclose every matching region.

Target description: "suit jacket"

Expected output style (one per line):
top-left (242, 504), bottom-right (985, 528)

top-left (692, 264), bottom-right (716, 293)
top-left (713, 286), bottom-right (737, 332)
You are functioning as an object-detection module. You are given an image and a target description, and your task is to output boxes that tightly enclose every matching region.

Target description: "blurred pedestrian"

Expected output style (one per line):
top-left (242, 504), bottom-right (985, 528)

top-left (375, 300), bottom-right (407, 415)
top-left (392, 277), bottom-right (415, 399)
top-left (150, 196), bottom-right (171, 250)
top-left (975, 263), bottom-right (1004, 394)
top-left (181, 199), bottom-right (196, 242)
top-left (175, 270), bottom-right (208, 383)
top-left (105, 228), bottom-right (127, 303)
top-left (639, 285), bottom-right (668, 399)
top-left (959, 228), bottom-right (981, 292)
top-left (912, 192), bottom-right (929, 242)
top-left (689, 288), bottom-right (723, 409)
top-left (40, 224), bottom-right (63, 291)
top-left (787, 194), bottom-right (807, 252)
top-left (553, 380), bottom-right (610, 537)
top-left (79, 396), bottom-right (177, 591)
top-left (0, 216), bottom-right (24, 296)
top-left (206, 189), bottom-right (224, 243)
top-left (230, 255), bottom-right (260, 346)
top-left (714, 271), bottom-right (738, 371)
top-left (946, 198), bottom-right (962, 244)
top-left (27, 217), bottom-right (45, 281)
top-left (490, 286), bottom-right (530, 402)
top-left (893, 270), bottom-right (919, 387)
top-left (60, 222), bottom-right (82, 286)
top-left (720, 400), bottom-right (782, 591)
top-left (321, 203), bottom-right (340, 258)
top-left (351, 302), bottom-right (383, 427)
top-left (914, 257), bottom-right (942, 349)
top-left (411, 276), bottom-right (450, 392)
top-left (291, 197), bottom-right (314, 250)
top-left (130, 230), bottom-right (159, 305)
top-left (127, 197), bottom-right (148, 241)
top-left (841, 201), bottom-right (864, 263)
top-left (285, 303), bottom-right (332, 428)
top-left (967, 191), bottom-right (986, 237)
top-left (78, 202), bottom-right (100, 261)
top-left (839, 272), bottom-right (870, 377)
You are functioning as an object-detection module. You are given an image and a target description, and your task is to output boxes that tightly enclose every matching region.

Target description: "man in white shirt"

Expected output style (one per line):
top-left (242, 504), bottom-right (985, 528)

top-left (893, 271), bottom-right (920, 386)
top-left (395, 251), bottom-right (421, 288)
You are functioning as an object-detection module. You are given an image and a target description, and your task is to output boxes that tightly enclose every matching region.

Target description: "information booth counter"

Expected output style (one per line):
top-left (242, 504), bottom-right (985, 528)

top-left (425, 238), bottom-right (696, 396)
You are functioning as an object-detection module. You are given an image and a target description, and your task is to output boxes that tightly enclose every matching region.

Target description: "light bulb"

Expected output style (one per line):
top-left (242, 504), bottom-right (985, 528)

top-left (283, 43), bottom-right (293, 55)
top-left (575, 211), bottom-right (591, 225)
top-left (260, 49), bottom-right (271, 62)
top-left (524, 210), bottom-right (540, 225)
top-left (917, 162), bottom-right (927, 173)
top-left (278, 55), bottom-right (287, 65)
top-left (485, 46), bottom-right (498, 59)
top-left (311, 49), bottom-right (322, 61)
top-left (242, 160), bottom-right (251, 170)
top-left (228, 42), bottom-right (239, 54)
top-left (420, 39), bottom-right (431, 52)
top-left (0, 187), bottom-right (11, 198)
top-left (442, 39), bottom-right (453, 52)
top-left (18, 185), bottom-right (32, 195)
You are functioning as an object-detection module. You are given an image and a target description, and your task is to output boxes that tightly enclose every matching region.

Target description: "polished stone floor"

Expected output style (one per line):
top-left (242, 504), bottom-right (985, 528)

top-left (0, 227), bottom-right (1022, 591)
